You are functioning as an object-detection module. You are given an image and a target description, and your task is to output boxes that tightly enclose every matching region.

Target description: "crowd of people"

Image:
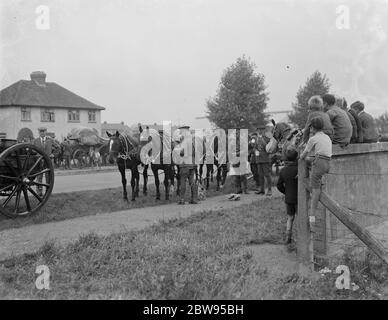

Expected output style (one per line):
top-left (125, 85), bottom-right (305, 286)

top-left (228, 94), bottom-right (380, 245)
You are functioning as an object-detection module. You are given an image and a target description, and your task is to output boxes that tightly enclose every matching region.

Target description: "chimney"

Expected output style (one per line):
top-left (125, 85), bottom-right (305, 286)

top-left (30, 71), bottom-right (47, 86)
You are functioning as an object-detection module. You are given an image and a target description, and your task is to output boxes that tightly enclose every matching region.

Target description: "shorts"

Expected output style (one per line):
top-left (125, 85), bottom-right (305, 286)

top-left (286, 203), bottom-right (297, 216)
top-left (310, 157), bottom-right (330, 189)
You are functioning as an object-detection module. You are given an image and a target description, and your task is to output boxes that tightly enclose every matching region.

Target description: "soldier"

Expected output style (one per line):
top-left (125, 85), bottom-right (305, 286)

top-left (255, 124), bottom-right (272, 196)
top-left (33, 127), bottom-right (54, 196)
top-left (174, 126), bottom-right (198, 205)
top-left (62, 138), bottom-right (72, 169)
top-left (248, 132), bottom-right (260, 191)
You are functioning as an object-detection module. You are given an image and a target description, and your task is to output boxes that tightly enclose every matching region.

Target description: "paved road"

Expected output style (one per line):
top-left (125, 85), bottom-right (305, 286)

top-left (53, 170), bottom-right (160, 194)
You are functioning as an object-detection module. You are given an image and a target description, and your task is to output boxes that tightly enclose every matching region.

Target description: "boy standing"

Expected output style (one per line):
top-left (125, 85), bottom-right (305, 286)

top-left (277, 149), bottom-right (298, 244)
top-left (300, 117), bottom-right (332, 227)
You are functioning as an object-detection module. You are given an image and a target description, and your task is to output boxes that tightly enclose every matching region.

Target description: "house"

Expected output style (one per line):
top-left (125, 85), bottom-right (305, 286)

top-left (0, 71), bottom-right (105, 141)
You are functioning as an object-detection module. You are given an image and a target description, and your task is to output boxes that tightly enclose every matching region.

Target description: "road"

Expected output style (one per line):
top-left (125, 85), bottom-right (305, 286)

top-left (52, 170), bottom-right (157, 194)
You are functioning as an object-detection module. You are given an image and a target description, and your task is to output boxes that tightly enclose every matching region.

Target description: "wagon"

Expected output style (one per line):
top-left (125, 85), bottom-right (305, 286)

top-left (0, 139), bottom-right (54, 218)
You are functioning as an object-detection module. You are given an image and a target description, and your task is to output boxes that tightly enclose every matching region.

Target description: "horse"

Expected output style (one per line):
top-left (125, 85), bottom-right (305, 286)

top-left (196, 132), bottom-right (228, 191)
top-left (269, 120), bottom-right (303, 159)
top-left (138, 126), bottom-right (176, 200)
top-left (107, 130), bottom-right (142, 201)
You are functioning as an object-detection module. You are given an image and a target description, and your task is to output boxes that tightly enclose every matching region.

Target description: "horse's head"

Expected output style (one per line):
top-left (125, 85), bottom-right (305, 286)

top-left (106, 131), bottom-right (121, 164)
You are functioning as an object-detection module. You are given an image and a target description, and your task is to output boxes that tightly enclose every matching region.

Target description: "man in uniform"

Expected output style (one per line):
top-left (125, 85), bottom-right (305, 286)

top-left (174, 126), bottom-right (198, 205)
top-left (248, 132), bottom-right (260, 191)
top-left (255, 124), bottom-right (272, 196)
top-left (62, 138), bottom-right (72, 169)
top-left (33, 127), bottom-right (54, 196)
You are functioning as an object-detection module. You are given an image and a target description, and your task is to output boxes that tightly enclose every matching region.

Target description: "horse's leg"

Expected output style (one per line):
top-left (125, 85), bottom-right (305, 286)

top-left (205, 164), bottom-right (211, 190)
top-left (168, 165), bottom-right (175, 196)
top-left (176, 166), bottom-right (180, 196)
top-left (199, 164), bottom-right (204, 184)
top-left (216, 165), bottom-right (221, 191)
top-left (154, 167), bottom-right (161, 200)
top-left (134, 166), bottom-right (140, 197)
top-left (119, 164), bottom-right (128, 201)
top-left (143, 164), bottom-right (148, 195)
top-left (164, 167), bottom-right (171, 200)
top-left (130, 167), bottom-right (136, 201)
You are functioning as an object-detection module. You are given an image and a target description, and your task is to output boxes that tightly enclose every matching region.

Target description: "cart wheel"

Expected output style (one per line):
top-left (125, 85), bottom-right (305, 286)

top-left (0, 143), bottom-right (54, 218)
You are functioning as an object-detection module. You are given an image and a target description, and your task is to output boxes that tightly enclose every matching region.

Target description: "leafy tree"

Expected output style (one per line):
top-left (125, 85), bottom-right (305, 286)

top-left (206, 56), bottom-right (269, 131)
top-left (376, 112), bottom-right (388, 134)
top-left (289, 71), bottom-right (331, 128)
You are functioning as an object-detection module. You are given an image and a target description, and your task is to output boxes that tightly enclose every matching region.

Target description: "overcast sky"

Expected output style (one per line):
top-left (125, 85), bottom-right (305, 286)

top-left (1, 0), bottom-right (388, 127)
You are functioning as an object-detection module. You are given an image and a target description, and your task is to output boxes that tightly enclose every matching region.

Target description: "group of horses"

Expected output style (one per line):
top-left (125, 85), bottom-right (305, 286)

top-left (107, 121), bottom-right (302, 202)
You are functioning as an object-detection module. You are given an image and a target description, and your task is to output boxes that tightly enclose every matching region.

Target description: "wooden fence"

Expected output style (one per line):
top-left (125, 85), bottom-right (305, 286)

top-left (297, 142), bottom-right (388, 271)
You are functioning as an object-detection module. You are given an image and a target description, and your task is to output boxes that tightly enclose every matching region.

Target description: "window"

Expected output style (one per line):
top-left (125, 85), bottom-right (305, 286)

top-left (41, 108), bottom-right (55, 122)
top-left (68, 110), bottom-right (80, 122)
top-left (0, 133), bottom-right (6, 139)
top-left (88, 111), bottom-right (96, 123)
top-left (21, 107), bottom-right (31, 121)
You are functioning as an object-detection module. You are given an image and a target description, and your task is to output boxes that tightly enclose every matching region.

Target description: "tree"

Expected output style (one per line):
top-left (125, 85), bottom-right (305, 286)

top-left (206, 56), bottom-right (269, 131)
top-left (289, 71), bottom-right (331, 128)
top-left (376, 112), bottom-right (388, 134)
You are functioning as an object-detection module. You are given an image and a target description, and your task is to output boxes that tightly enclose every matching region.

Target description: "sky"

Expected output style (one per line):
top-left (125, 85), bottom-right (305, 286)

top-left (1, 0), bottom-right (388, 128)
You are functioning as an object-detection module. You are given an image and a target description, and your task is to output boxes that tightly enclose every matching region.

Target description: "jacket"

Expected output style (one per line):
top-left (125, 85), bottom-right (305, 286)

top-left (277, 161), bottom-right (298, 204)
top-left (33, 136), bottom-right (54, 156)
top-left (326, 106), bottom-right (352, 145)
top-left (346, 110), bottom-right (358, 142)
top-left (358, 111), bottom-right (379, 142)
top-left (348, 108), bottom-right (363, 142)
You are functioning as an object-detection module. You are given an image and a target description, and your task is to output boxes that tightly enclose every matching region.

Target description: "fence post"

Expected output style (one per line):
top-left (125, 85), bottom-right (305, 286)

top-left (297, 158), bottom-right (313, 273)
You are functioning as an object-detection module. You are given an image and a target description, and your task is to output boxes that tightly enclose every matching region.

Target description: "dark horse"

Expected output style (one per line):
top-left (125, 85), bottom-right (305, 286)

top-left (270, 120), bottom-right (303, 159)
top-left (107, 130), bottom-right (141, 201)
top-left (196, 133), bottom-right (228, 190)
top-left (139, 126), bottom-right (176, 200)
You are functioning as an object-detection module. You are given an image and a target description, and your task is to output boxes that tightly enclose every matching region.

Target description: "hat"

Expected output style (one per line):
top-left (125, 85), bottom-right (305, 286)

top-left (38, 127), bottom-right (47, 132)
top-left (257, 124), bottom-right (266, 130)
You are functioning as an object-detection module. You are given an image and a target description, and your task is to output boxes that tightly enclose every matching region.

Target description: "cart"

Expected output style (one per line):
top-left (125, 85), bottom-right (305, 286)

top-left (0, 139), bottom-right (54, 218)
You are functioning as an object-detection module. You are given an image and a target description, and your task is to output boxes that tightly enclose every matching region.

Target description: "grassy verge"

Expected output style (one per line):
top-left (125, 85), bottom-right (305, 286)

top-left (1, 197), bottom-right (386, 299)
top-left (0, 175), bottom-right (276, 231)
top-left (0, 177), bottom-right (235, 231)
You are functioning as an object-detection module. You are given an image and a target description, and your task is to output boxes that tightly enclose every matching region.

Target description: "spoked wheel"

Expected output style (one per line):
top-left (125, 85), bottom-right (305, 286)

top-left (0, 143), bottom-right (54, 218)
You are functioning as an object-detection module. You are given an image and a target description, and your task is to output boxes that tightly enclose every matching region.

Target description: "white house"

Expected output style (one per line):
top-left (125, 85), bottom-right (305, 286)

top-left (0, 71), bottom-right (105, 141)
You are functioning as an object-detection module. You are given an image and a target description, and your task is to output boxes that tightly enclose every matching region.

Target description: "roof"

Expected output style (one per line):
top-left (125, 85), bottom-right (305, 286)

top-left (0, 77), bottom-right (105, 110)
top-left (101, 123), bottom-right (131, 132)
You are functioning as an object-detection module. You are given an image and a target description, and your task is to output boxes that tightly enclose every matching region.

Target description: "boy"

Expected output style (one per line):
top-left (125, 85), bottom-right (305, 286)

top-left (299, 117), bottom-right (332, 227)
top-left (277, 148), bottom-right (298, 244)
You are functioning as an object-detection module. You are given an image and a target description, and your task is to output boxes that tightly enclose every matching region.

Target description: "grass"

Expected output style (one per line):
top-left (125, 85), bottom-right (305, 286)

top-left (1, 196), bottom-right (387, 299)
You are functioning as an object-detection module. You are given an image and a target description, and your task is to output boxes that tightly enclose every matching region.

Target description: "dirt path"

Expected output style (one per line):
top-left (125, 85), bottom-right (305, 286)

top-left (0, 192), bottom-right (281, 261)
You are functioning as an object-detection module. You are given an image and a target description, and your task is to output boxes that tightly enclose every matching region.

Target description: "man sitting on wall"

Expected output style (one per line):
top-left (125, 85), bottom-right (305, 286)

top-left (350, 101), bottom-right (379, 143)
top-left (336, 97), bottom-right (359, 144)
top-left (322, 94), bottom-right (352, 147)
top-left (303, 95), bottom-right (334, 143)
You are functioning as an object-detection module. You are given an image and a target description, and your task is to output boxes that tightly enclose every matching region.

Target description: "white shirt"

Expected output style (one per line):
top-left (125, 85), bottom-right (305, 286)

top-left (304, 131), bottom-right (332, 157)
